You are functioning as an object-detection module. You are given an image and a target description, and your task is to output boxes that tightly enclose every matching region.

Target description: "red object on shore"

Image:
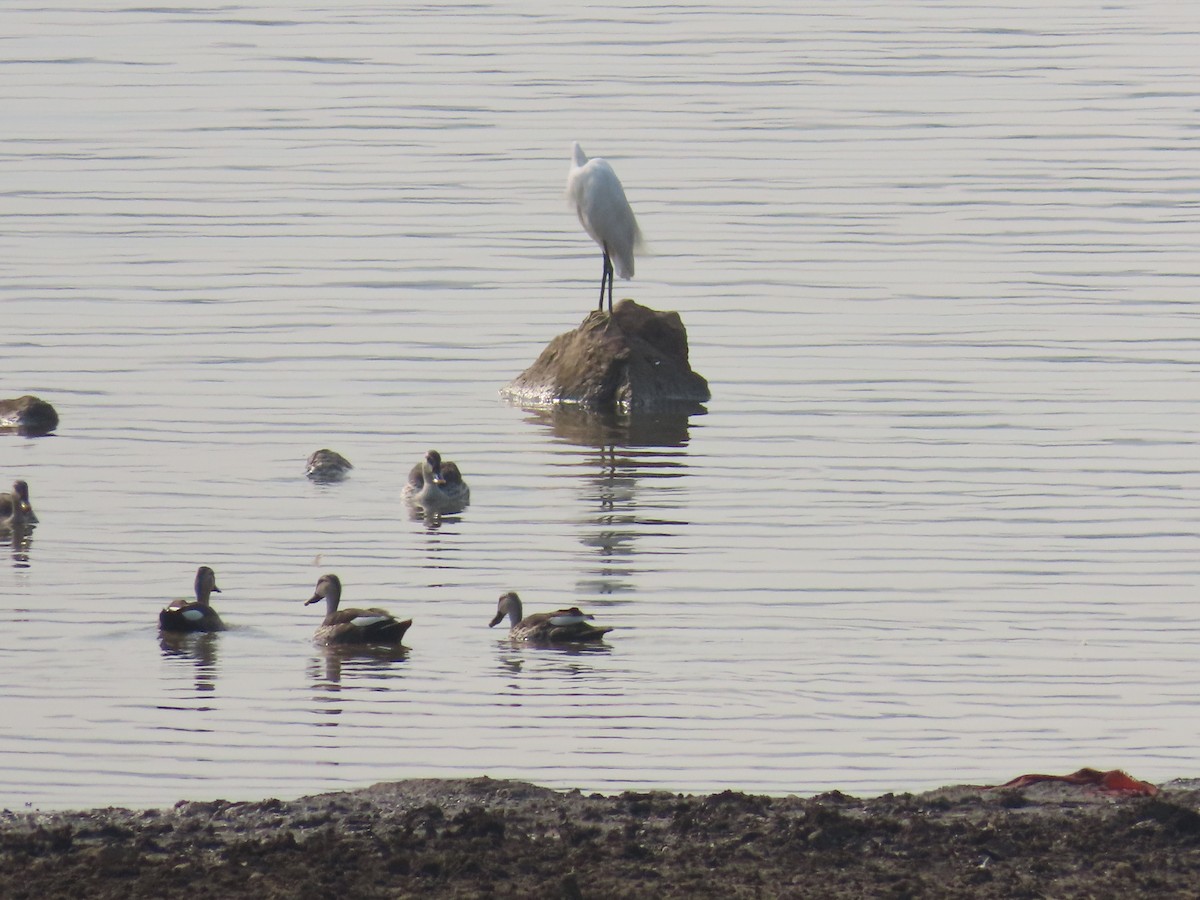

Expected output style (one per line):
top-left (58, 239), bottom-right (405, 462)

top-left (994, 768), bottom-right (1158, 796)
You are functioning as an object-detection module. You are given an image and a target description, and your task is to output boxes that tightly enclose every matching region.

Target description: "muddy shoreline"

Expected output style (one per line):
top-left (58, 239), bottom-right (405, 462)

top-left (3, 777), bottom-right (1199, 898)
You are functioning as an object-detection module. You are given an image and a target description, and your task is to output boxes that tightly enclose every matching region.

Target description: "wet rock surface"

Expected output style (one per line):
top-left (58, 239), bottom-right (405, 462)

top-left (2, 777), bottom-right (1198, 898)
top-left (502, 299), bottom-right (711, 412)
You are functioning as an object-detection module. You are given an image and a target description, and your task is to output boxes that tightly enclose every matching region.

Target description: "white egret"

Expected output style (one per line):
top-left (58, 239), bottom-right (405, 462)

top-left (566, 141), bottom-right (644, 313)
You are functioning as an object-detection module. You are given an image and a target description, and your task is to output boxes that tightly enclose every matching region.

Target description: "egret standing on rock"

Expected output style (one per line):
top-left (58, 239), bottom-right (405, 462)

top-left (566, 141), bottom-right (644, 313)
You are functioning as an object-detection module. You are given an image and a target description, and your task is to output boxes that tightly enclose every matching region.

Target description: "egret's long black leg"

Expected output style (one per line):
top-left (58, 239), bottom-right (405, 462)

top-left (598, 250), bottom-right (608, 311)
top-left (601, 247), bottom-right (614, 313)
top-left (607, 256), bottom-right (614, 312)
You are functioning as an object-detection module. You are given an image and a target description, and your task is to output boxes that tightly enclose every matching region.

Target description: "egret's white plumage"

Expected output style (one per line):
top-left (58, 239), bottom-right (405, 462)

top-left (566, 141), bottom-right (644, 312)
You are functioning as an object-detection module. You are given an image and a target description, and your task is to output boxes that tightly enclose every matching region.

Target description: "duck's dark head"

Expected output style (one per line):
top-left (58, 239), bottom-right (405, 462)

top-left (490, 591), bottom-right (522, 627)
top-left (424, 450), bottom-right (446, 485)
top-left (306, 573), bottom-right (341, 606)
top-left (195, 565), bottom-right (221, 597)
top-left (12, 480), bottom-right (36, 520)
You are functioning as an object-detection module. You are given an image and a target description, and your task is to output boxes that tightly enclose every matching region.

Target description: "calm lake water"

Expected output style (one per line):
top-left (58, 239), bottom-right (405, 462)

top-left (3, 1), bottom-right (1200, 810)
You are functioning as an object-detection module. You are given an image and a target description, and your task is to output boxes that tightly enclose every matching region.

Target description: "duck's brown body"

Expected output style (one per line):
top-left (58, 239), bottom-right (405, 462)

top-left (402, 450), bottom-right (470, 512)
top-left (489, 592), bottom-right (612, 643)
top-left (0, 396), bottom-right (58, 436)
top-left (159, 566), bottom-right (226, 633)
top-left (0, 480), bottom-right (37, 527)
top-left (306, 449), bottom-right (353, 482)
top-left (306, 574), bottom-right (412, 646)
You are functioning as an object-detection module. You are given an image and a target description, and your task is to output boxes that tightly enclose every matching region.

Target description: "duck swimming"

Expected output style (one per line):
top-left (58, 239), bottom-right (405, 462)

top-left (159, 566), bottom-right (226, 633)
top-left (306, 448), bottom-right (353, 482)
top-left (304, 574), bottom-right (412, 646)
top-left (402, 449), bottom-right (470, 512)
top-left (440, 460), bottom-right (468, 496)
top-left (0, 480), bottom-right (37, 527)
top-left (488, 591), bottom-right (613, 643)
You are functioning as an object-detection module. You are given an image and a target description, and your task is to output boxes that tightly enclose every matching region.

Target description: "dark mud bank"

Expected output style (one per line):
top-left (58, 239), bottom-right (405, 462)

top-left (3, 777), bottom-right (1199, 898)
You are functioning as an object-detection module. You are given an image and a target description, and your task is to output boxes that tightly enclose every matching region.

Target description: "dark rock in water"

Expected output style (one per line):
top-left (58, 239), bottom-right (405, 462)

top-left (306, 449), bottom-right (353, 482)
top-left (502, 299), bottom-right (710, 412)
top-left (0, 396), bottom-right (58, 436)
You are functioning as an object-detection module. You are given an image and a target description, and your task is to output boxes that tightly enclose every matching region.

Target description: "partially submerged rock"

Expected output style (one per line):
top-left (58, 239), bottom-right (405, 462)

top-left (0, 395), bottom-right (58, 436)
top-left (502, 299), bottom-right (710, 412)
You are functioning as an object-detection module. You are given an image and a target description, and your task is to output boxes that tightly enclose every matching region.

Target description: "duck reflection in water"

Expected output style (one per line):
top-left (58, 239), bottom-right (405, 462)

top-left (407, 504), bottom-right (467, 531)
top-left (496, 641), bottom-right (612, 675)
top-left (307, 644), bottom-right (410, 723)
top-left (159, 631), bottom-right (220, 696)
top-left (1, 520), bottom-right (35, 569)
top-left (494, 635), bottom-right (615, 699)
top-left (1, 480), bottom-right (38, 569)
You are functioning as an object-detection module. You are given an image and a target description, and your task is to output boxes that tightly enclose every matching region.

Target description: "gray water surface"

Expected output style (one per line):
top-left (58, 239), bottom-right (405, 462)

top-left (2, 1), bottom-right (1199, 809)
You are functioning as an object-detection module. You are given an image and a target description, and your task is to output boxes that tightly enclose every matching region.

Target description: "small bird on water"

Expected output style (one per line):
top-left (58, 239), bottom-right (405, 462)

top-left (306, 448), bottom-right (353, 482)
top-left (402, 449), bottom-right (470, 513)
top-left (566, 141), bottom-right (644, 314)
top-left (489, 591), bottom-right (613, 644)
top-left (0, 479), bottom-right (37, 527)
top-left (159, 566), bottom-right (226, 633)
top-left (304, 574), bottom-right (412, 647)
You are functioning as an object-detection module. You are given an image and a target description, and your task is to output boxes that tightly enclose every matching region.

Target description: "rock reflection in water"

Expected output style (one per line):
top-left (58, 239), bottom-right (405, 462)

top-left (524, 405), bottom-right (700, 595)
